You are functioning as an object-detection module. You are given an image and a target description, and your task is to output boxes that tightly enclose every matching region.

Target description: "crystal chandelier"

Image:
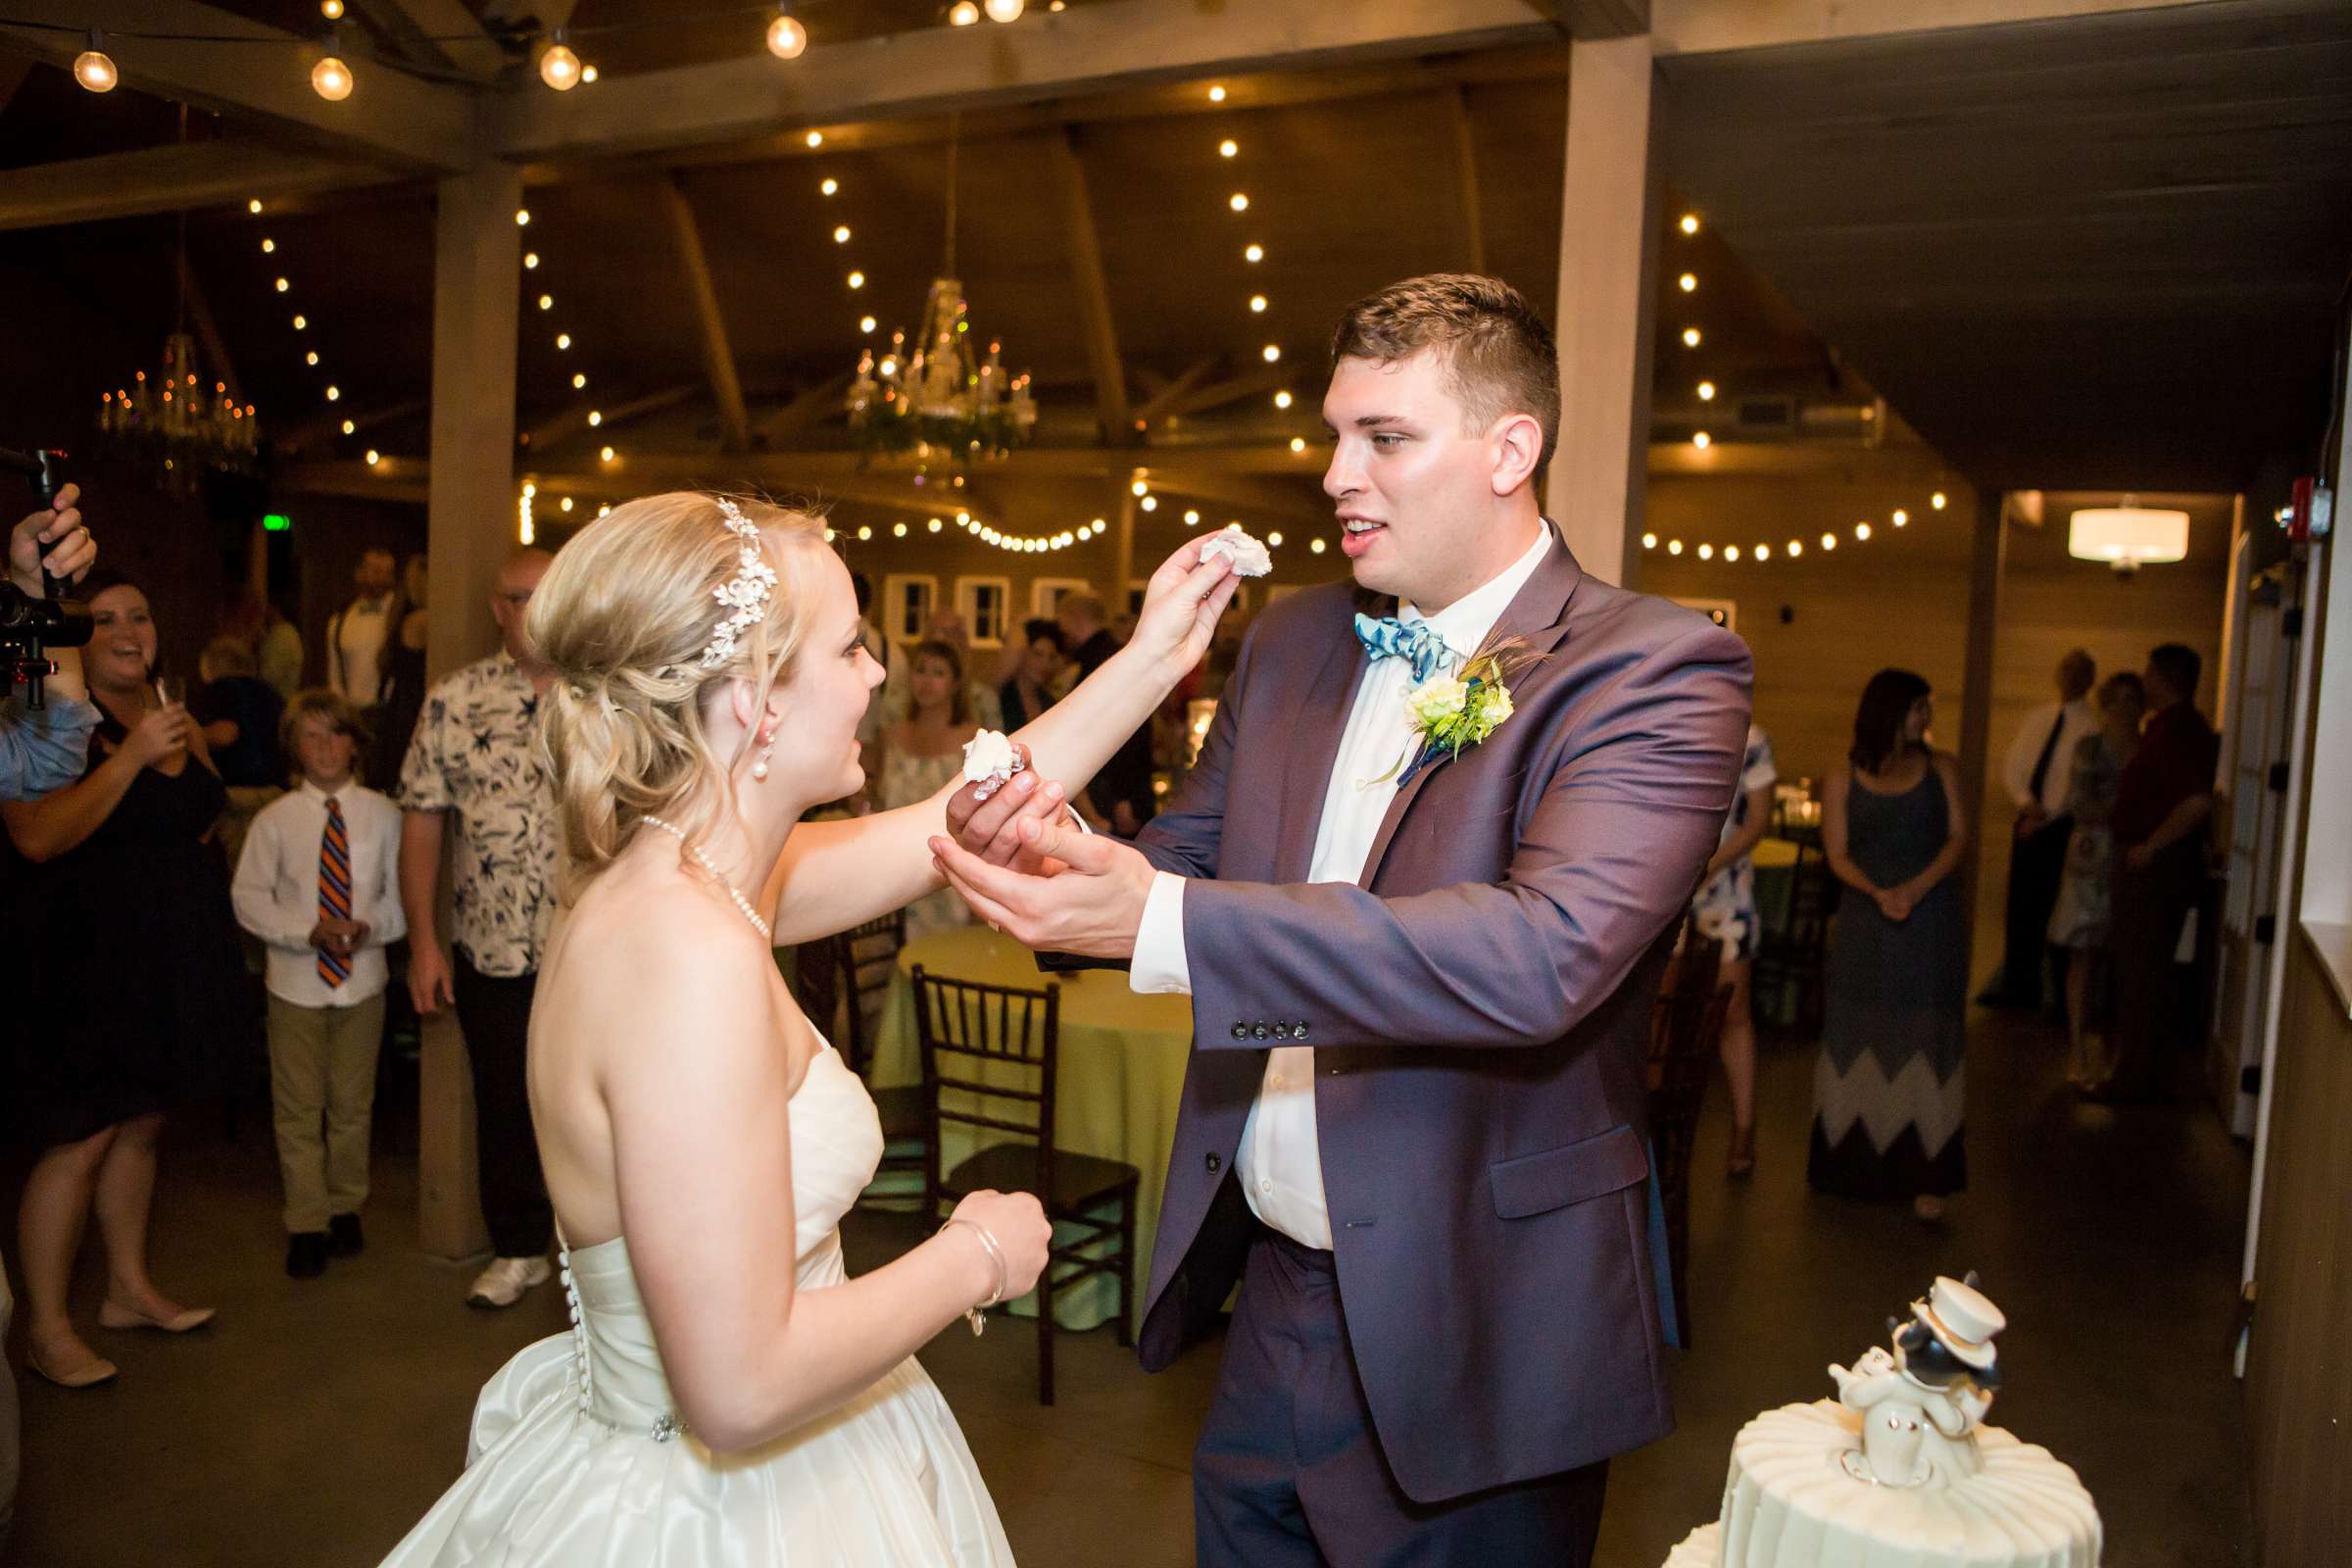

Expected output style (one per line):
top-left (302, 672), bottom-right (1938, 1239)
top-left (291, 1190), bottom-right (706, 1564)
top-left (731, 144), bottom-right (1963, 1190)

top-left (93, 146), bottom-right (259, 497)
top-left (96, 332), bottom-right (260, 498)
top-left (847, 117), bottom-right (1035, 470)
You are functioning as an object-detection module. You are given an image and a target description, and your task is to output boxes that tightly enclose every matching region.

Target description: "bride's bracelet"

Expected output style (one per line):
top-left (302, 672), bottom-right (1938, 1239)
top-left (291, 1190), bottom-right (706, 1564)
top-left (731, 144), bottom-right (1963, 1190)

top-left (939, 1218), bottom-right (1007, 1337)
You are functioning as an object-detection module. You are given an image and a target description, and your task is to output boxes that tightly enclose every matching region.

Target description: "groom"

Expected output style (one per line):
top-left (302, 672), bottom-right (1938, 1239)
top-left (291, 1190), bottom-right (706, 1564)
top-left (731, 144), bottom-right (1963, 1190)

top-left (936, 274), bottom-right (1750, 1563)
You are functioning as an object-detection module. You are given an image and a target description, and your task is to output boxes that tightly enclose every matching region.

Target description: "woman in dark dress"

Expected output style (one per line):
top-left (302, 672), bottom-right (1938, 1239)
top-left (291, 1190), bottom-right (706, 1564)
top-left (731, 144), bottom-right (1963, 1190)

top-left (996, 617), bottom-right (1065, 732)
top-left (367, 552), bottom-right (430, 792)
top-left (1808, 669), bottom-right (1972, 1222)
top-left (3, 576), bottom-right (249, 1388)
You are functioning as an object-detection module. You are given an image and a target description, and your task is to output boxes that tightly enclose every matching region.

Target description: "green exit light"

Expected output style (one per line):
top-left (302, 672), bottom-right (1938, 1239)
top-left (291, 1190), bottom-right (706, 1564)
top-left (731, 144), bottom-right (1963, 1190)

top-left (262, 513), bottom-right (292, 532)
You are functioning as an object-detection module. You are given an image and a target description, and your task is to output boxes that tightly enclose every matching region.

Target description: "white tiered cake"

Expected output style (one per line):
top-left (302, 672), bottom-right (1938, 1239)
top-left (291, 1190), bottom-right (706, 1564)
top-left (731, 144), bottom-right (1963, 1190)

top-left (1662, 1277), bottom-right (2101, 1568)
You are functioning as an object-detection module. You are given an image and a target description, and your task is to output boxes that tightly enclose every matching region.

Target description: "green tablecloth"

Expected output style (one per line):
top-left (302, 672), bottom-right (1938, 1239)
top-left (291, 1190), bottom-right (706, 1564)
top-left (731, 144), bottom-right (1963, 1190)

top-left (868, 926), bottom-right (1194, 1332)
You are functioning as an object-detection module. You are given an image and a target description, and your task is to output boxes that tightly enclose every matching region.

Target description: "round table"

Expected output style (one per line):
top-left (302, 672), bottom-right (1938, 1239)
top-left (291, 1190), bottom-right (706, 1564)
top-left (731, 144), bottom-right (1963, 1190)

top-left (867, 926), bottom-right (1194, 1332)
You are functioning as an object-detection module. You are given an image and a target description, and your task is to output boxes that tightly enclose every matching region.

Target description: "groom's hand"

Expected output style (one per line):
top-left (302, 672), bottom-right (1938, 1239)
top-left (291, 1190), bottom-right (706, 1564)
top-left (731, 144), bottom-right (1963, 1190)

top-left (928, 816), bottom-right (1152, 959)
top-left (943, 744), bottom-right (1071, 871)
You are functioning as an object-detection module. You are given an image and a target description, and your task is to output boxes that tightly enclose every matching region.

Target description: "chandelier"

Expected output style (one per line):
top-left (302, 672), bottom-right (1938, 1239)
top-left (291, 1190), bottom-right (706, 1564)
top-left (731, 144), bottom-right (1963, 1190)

top-left (92, 128), bottom-right (259, 497)
top-left (847, 117), bottom-right (1035, 470)
top-left (96, 331), bottom-right (260, 498)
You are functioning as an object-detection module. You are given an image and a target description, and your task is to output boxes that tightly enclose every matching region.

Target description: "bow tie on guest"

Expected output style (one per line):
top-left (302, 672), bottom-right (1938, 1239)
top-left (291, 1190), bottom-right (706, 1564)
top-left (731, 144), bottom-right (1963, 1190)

top-left (1353, 612), bottom-right (1456, 684)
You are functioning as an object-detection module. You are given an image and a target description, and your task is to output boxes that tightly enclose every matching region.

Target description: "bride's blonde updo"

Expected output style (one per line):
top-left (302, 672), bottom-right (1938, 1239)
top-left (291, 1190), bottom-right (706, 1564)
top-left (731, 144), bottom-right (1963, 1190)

top-left (528, 491), bottom-right (828, 895)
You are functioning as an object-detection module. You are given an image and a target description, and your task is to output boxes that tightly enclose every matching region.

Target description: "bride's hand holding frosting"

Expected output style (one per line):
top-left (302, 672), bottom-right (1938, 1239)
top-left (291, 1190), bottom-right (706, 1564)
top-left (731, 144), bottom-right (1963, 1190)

top-left (1126, 537), bottom-right (1242, 679)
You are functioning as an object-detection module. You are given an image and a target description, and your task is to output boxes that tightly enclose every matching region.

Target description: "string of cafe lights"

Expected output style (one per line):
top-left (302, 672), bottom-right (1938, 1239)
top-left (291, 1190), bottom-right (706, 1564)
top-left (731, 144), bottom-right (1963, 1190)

top-left (509, 200), bottom-right (624, 541)
top-left (44, 0), bottom-right (1063, 104)
top-left (1652, 207), bottom-right (1951, 566)
top-left (234, 197), bottom-right (360, 450)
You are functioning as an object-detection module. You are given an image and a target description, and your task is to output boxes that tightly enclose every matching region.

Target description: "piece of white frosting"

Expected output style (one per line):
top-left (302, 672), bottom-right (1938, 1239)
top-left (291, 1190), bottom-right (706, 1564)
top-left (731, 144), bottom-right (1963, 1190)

top-left (1200, 524), bottom-right (1272, 577)
top-left (961, 729), bottom-right (1023, 800)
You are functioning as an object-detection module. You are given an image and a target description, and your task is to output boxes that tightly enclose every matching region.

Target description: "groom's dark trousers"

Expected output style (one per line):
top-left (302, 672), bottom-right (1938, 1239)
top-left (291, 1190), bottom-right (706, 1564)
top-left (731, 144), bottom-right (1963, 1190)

top-left (1128, 526), bottom-right (1751, 1565)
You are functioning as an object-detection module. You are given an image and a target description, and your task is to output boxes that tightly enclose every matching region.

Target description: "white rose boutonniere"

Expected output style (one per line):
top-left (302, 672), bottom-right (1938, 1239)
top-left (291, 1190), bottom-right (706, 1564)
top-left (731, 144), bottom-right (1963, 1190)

top-left (1387, 640), bottom-right (1536, 788)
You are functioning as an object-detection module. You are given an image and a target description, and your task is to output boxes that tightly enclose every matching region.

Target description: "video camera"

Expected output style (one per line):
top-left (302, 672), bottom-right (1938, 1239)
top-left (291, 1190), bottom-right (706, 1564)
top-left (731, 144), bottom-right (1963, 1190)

top-left (0, 446), bottom-right (93, 710)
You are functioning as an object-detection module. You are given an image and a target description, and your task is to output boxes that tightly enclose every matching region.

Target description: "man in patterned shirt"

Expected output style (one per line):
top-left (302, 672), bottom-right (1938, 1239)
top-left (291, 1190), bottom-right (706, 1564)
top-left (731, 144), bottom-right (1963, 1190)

top-left (397, 548), bottom-right (560, 1308)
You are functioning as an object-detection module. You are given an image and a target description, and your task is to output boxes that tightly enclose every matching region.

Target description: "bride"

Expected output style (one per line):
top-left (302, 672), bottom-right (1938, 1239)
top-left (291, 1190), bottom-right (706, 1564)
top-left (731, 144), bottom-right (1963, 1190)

top-left (381, 492), bottom-right (1238, 1566)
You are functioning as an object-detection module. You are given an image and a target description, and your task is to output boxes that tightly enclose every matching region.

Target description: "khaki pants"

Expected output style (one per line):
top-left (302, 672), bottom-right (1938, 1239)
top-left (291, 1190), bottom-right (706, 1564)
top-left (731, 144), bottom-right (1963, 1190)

top-left (267, 992), bottom-right (386, 1234)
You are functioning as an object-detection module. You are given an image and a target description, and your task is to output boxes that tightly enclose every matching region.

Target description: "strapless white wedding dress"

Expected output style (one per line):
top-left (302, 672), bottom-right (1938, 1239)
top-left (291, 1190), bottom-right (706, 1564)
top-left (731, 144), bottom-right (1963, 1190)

top-left (379, 1043), bottom-right (1015, 1566)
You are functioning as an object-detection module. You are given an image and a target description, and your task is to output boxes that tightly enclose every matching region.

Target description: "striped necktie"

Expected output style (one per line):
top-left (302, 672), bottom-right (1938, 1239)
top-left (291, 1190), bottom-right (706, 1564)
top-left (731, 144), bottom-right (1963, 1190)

top-left (318, 796), bottom-right (352, 988)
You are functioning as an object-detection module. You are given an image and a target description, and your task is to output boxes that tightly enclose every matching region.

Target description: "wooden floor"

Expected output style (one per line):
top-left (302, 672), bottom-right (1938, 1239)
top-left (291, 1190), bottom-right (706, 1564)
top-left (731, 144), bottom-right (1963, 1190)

top-left (4, 1003), bottom-right (2253, 1567)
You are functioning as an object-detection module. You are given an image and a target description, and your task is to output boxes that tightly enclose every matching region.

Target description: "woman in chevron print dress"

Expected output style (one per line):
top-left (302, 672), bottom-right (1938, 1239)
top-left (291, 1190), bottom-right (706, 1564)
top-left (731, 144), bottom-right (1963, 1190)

top-left (1808, 669), bottom-right (1972, 1223)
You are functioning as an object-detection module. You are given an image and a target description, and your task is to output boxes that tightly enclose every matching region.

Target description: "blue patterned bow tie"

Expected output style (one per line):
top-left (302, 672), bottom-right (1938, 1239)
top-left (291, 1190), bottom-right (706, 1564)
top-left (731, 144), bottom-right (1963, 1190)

top-left (1353, 612), bottom-right (1454, 683)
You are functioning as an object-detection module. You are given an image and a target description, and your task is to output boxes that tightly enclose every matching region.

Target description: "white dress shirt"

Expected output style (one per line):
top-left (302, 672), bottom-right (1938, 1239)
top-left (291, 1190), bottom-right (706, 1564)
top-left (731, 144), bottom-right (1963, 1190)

top-left (232, 778), bottom-right (407, 1007)
top-left (1131, 523), bottom-right (1554, 1250)
top-left (2002, 697), bottom-right (2099, 817)
top-left (329, 594), bottom-right (394, 709)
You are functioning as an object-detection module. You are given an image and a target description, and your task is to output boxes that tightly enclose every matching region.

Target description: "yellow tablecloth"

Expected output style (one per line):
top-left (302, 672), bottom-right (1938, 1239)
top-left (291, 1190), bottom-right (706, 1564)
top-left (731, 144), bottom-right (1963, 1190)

top-left (868, 927), bottom-right (1194, 1332)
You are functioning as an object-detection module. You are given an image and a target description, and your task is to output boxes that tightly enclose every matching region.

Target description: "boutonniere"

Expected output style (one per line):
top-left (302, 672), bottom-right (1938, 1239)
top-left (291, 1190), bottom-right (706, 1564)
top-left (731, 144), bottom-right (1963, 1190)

top-left (1381, 636), bottom-right (1546, 789)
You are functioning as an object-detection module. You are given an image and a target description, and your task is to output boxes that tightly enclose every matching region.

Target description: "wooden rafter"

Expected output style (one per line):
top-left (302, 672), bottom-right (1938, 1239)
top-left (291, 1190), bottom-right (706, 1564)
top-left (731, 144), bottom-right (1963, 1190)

top-left (658, 174), bottom-right (752, 452)
top-left (489, 0), bottom-right (1558, 163)
top-left (0, 142), bottom-right (400, 232)
top-left (350, 0), bottom-right (507, 81)
top-left (1047, 127), bottom-right (1133, 445)
top-left (275, 395), bottom-right (427, 456)
top-left (1521, 0), bottom-right (1649, 38)
top-left (521, 382), bottom-right (697, 457)
top-left (1161, 361), bottom-right (1296, 420)
top-left (0, 2), bottom-right (473, 172)
top-left (759, 371), bottom-right (855, 443)
top-left (1133, 356), bottom-right (1223, 429)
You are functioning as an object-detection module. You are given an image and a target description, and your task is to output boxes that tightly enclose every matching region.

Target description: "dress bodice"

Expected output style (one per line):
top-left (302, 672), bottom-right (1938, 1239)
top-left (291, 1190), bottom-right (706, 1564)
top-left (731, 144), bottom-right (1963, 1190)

top-left (558, 1043), bottom-right (884, 1438)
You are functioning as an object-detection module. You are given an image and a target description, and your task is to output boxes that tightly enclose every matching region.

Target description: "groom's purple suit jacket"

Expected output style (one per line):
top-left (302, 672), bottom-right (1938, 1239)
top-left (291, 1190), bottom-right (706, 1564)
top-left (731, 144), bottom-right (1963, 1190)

top-left (1130, 525), bottom-right (1751, 1504)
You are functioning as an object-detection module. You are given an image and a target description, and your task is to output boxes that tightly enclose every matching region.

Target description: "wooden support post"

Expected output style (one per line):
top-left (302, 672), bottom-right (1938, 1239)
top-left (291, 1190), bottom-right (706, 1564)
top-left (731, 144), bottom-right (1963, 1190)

top-left (658, 173), bottom-right (752, 452)
top-left (1544, 33), bottom-right (1660, 590)
top-left (1956, 485), bottom-right (2005, 958)
top-left (1446, 85), bottom-right (1488, 275)
top-left (1111, 482), bottom-right (1140, 614)
top-left (416, 163), bottom-right (521, 1262)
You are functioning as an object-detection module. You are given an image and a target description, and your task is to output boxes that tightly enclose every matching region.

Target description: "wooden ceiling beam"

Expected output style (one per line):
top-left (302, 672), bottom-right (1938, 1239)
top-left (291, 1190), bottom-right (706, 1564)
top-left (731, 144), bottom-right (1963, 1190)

top-left (275, 395), bottom-right (428, 456)
top-left (521, 382), bottom-right (698, 457)
top-left (490, 0), bottom-right (1556, 164)
top-left (759, 371), bottom-right (855, 443)
top-left (349, 0), bottom-right (508, 81)
top-left (1648, 0), bottom-right (2217, 56)
top-left (0, 141), bottom-right (402, 232)
top-left (1133, 356), bottom-right (1225, 429)
top-left (1047, 128), bottom-right (1133, 446)
top-left (1522, 0), bottom-right (1649, 39)
top-left (658, 174), bottom-right (752, 452)
top-left (513, 44), bottom-right (1578, 186)
top-left (1161, 361), bottom-right (1296, 419)
top-left (0, 2), bottom-right (476, 172)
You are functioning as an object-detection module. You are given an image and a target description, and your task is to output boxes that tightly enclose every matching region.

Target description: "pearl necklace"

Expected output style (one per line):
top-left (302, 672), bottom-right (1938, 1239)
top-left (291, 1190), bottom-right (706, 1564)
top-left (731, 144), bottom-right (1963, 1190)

top-left (639, 815), bottom-right (772, 941)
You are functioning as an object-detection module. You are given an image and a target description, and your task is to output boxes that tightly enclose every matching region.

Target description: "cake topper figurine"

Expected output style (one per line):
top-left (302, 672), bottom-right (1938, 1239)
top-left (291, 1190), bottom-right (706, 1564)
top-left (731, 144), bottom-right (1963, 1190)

top-left (1828, 1272), bottom-right (2006, 1489)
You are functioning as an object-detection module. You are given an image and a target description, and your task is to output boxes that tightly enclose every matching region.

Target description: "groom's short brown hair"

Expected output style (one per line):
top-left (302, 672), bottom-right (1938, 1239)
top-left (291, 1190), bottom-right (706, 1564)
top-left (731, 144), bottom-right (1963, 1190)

top-left (1331, 274), bottom-right (1561, 475)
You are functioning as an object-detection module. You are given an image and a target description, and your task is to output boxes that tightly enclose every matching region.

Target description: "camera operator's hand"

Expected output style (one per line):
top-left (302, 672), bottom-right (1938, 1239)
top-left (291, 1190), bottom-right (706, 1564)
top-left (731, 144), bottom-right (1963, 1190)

top-left (10, 483), bottom-right (94, 597)
top-left (118, 703), bottom-right (192, 769)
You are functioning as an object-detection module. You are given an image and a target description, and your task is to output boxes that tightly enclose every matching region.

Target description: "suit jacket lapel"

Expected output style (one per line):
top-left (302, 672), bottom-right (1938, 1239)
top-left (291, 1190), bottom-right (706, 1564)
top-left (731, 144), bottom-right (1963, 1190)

top-left (1272, 606), bottom-right (1374, 883)
top-left (1356, 523), bottom-right (1585, 889)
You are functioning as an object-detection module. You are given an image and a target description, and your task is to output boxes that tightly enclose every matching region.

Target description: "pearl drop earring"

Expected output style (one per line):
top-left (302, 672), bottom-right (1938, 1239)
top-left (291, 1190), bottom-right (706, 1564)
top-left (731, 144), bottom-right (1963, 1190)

top-left (752, 727), bottom-right (774, 782)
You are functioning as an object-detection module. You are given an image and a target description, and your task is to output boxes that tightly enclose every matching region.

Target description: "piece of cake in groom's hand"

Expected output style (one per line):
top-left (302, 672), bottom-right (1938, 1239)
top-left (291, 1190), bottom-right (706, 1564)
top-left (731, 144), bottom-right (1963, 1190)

top-left (1199, 524), bottom-right (1272, 577)
top-left (961, 729), bottom-right (1025, 803)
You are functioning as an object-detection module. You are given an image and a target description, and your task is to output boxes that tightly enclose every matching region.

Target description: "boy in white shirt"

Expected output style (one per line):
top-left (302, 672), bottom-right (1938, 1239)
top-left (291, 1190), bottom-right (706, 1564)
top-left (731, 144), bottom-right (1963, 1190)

top-left (232, 691), bottom-right (406, 1278)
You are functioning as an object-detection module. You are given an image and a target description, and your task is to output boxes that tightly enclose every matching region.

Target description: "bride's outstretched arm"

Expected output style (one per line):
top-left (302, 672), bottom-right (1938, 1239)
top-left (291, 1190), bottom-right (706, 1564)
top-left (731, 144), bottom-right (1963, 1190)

top-left (762, 537), bottom-right (1238, 945)
top-left (606, 930), bottom-right (1048, 1453)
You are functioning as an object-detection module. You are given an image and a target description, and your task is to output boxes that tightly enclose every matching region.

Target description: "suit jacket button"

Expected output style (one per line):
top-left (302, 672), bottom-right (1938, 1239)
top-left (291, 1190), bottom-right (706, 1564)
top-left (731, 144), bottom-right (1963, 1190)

top-left (1271, 1023), bottom-right (1291, 1040)
top-left (1205, 1152), bottom-right (1222, 1173)
top-left (1231, 1023), bottom-right (1250, 1040)
top-left (1294, 1023), bottom-right (1310, 1042)
top-left (1251, 1023), bottom-right (1271, 1040)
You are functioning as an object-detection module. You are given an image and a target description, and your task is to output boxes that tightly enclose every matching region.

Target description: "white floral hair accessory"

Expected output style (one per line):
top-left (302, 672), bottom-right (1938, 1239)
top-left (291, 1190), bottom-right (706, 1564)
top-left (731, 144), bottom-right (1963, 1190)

top-left (700, 497), bottom-right (779, 669)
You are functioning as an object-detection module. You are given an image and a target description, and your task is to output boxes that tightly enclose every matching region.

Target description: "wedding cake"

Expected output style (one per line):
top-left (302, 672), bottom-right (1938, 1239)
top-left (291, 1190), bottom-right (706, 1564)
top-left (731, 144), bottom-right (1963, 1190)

top-left (1662, 1276), bottom-right (2101, 1568)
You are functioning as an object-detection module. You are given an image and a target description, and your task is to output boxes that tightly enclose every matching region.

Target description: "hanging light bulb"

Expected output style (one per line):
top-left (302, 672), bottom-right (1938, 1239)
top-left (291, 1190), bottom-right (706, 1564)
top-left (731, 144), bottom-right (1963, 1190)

top-left (820, 177), bottom-right (839, 196)
top-left (1219, 139), bottom-right (1239, 158)
top-left (1245, 243), bottom-right (1264, 263)
top-left (986, 0), bottom-right (1026, 20)
top-left (1273, 391), bottom-right (1293, 409)
top-left (833, 224), bottom-right (852, 244)
top-left (949, 1), bottom-right (981, 24)
top-left (1696, 381), bottom-right (1716, 401)
top-left (1679, 214), bottom-right (1700, 235)
top-left (1931, 491), bottom-right (1948, 511)
top-left (540, 30), bottom-right (582, 90)
top-left (572, 372), bottom-right (587, 388)
top-left (523, 252), bottom-right (540, 269)
top-left (311, 43), bottom-right (355, 102)
top-left (1691, 430), bottom-right (1711, 449)
top-left (73, 30), bottom-right (118, 93)
top-left (1682, 327), bottom-right (1701, 348)
top-left (581, 65), bottom-right (598, 83)
top-left (805, 130), bottom-right (824, 148)
top-left (1892, 509), bottom-right (1909, 527)
top-left (341, 418), bottom-right (357, 435)
top-left (1262, 345), bottom-right (1281, 362)
top-left (319, 0), bottom-right (344, 17)
top-left (1229, 193), bottom-right (1250, 212)
top-left (1677, 272), bottom-right (1697, 293)
top-left (767, 5), bottom-right (809, 58)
